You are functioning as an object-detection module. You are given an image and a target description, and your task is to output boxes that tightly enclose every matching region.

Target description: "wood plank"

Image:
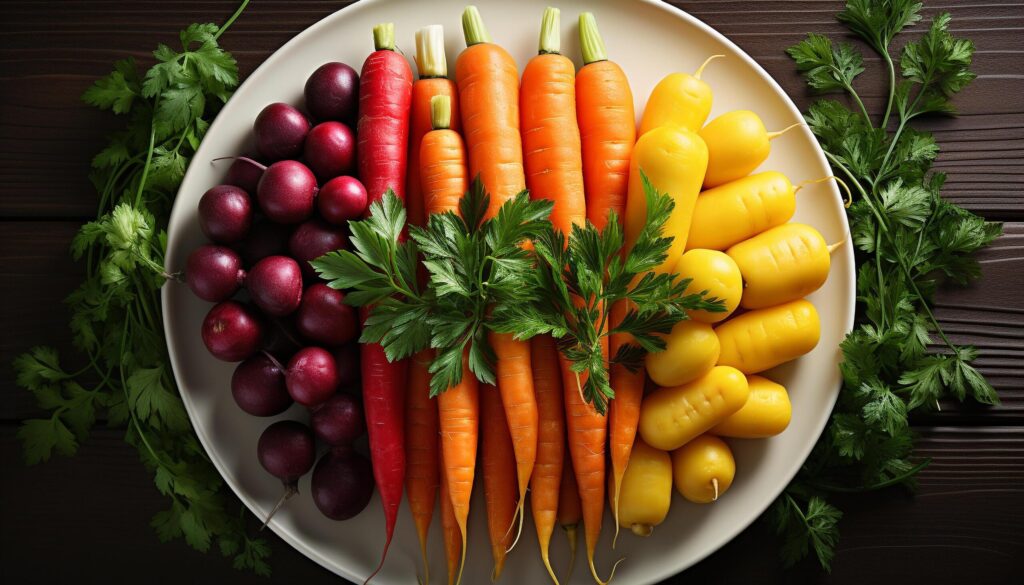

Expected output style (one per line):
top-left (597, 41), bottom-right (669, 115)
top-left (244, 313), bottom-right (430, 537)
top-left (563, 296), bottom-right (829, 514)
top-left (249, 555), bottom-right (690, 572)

top-left (1, 424), bottom-right (1019, 584)
top-left (0, 1), bottom-right (1021, 218)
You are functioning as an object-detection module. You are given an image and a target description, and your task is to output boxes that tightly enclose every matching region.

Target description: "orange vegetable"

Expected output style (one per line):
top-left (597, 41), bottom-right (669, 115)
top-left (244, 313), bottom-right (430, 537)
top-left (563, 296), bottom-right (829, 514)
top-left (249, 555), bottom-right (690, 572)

top-left (456, 5), bottom-right (525, 216)
top-left (404, 350), bottom-right (437, 583)
top-left (530, 335), bottom-right (566, 584)
top-left (558, 449), bottom-right (582, 581)
top-left (576, 12), bottom-right (636, 231)
top-left (608, 301), bottom-right (645, 547)
top-left (438, 437), bottom-right (463, 585)
top-left (481, 384), bottom-right (519, 581)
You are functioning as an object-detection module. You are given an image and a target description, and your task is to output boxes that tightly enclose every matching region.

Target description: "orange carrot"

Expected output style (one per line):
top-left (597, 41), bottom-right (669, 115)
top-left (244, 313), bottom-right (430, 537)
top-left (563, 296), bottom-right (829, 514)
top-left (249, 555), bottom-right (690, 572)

top-left (405, 350), bottom-right (438, 582)
top-left (438, 436), bottom-right (463, 585)
top-left (458, 7), bottom-right (537, 548)
top-left (562, 357), bottom-right (614, 584)
top-left (456, 5), bottom-right (526, 216)
top-left (558, 445), bottom-right (582, 581)
top-left (408, 25), bottom-right (460, 228)
top-left (481, 384), bottom-right (519, 581)
top-left (576, 12), bottom-right (636, 231)
top-left (530, 335), bottom-right (566, 584)
top-left (421, 104), bottom-right (476, 585)
top-left (607, 301), bottom-right (645, 547)
top-left (437, 359), bottom-right (478, 585)
top-left (521, 7), bottom-right (585, 235)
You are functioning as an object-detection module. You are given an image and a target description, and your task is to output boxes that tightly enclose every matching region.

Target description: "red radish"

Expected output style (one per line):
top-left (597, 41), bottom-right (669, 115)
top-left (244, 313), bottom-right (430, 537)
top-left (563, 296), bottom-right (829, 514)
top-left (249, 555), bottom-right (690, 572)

top-left (231, 353), bottom-right (292, 416)
top-left (284, 347), bottom-right (339, 407)
top-left (311, 393), bottom-right (365, 446)
top-left (254, 103), bottom-right (310, 161)
top-left (312, 447), bottom-right (374, 521)
top-left (296, 284), bottom-right (357, 345)
top-left (185, 245), bottom-right (245, 302)
top-left (288, 219), bottom-right (348, 280)
top-left (318, 176), bottom-right (368, 224)
top-left (304, 121), bottom-right (356, 180)
top-left (257, 420), bottom-right (317, 526)
top-left (201, 301), bottom-right (263, 362)
top-left (305, 62), bottom-right (360, 123)
top-left (356, 23), bottom-right (413, 579)
top-left (247, 256), bottom-right (303, 317)
top-left (225, 157), bottom-right (265, 194)
top-left (239, 217), bottom-right (292, 265)
top-left (358, 22), bottom-right (413, 210)
top-left (256, 160), bottom-right (319, 224)
top-left (332, 343), bottom-right (360, 388)
top-left (198, 185), bottom-right (253, 243)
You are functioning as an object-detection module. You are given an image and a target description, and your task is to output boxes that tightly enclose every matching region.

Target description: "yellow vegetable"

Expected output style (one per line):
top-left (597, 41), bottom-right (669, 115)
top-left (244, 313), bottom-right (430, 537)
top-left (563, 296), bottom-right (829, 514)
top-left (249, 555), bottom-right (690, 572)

top-left (715, 299), bottom-right (820, 374)
top-left (645, 320), bottom-right (720, 387)
top-left (638, 55), bottom-right (722, 136)
top-left (699, 110), bottom-right (801, 188)
top-left (639, 366), bottom-right (749, 451)
top-left (729, 223), bottom-right (832, 309)
top-left (712, 375), bottom-right (791, 438)
top-left (671, 434), bottom-right (735, 503)
top-left (616, 438), bottom-right (673, 537)
top-left (673, 249), bottom-right (741, 323)
top-left (686, 171), bottom-right (796, 251)
top-left (625, 126), bottom-right (708, 273)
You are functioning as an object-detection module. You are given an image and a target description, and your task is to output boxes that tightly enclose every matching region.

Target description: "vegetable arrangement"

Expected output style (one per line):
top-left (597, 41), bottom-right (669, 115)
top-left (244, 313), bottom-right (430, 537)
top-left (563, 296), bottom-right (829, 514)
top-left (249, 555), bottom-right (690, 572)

top-left (13, 0), bottom-right (999, 582)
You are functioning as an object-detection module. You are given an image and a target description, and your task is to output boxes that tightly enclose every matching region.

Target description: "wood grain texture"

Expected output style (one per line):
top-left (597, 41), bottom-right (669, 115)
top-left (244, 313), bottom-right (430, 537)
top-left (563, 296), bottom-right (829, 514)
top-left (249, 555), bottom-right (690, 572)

top-left (0, 1), bottom-right (1021, 584)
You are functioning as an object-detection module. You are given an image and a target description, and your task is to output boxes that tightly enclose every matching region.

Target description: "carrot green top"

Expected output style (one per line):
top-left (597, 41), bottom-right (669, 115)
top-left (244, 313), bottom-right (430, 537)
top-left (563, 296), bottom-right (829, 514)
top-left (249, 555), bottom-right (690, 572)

top-left (415, 24), bottom-right (448, 77)
top-left (538, 7), bottom-right (561, 55)
top-left (373, 22), bottom-right (396, 51)
top-left (579, 12), bottom-right (607, 64)
top-left (431, 95), bottom-right (451, 130)
top-left (462, 5), bottom-right (493, 46)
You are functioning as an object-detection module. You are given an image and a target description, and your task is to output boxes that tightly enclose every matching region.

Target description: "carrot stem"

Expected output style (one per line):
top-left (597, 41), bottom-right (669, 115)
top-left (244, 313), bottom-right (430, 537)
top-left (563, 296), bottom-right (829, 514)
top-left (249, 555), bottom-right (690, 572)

top-left (373, 22), bottom-right (395, 51)
top-left (694, 54), bottom-right (724, 80)
top-left (538, 7), bottom-right (561, 55)
top-left (462, 6), bottom-right (492, 46)
top-left (579, 12), bottom-right (607, 64)
top-left (416, 25), bottom-right (448, 78)
top-left (431, 95), bottom-right (452, 130)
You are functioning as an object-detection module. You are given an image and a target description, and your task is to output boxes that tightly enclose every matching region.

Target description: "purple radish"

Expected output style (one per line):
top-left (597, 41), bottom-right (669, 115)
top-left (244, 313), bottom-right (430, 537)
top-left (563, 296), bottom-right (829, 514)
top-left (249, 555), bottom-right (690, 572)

top-left (257, 160), bottom-right (318, 224)
top-left (310, 393), bottom-right (365, 446)
top-left (288, 219), bottom-right (347, 280)
top-left (225, 158), bottom-right (265, 195)
top-left (238, 217), bottom-right (292, 266)
top-left (296, 284), bottom-right (357, 346)
top-left (198, 185), bottom-right (253, 243)
top-left (247, 255), bottom-right (303, 316)
top-left (282, 347), bottom-right (339, 407)
top-left (311, 447), bottom-right (373, 520)
top-left (231, 353), bottom-right (292, 416)
top-left (185, 245), bottom-right (245, 302)
top-left (332, 343), bottom-right (360, 389)
top-left (304, 122), bottom-right (356, 181)
top-left (317, 176), bottom-right (367, 225)
top-left (304, 62), bottom-right (359, 123)
top-left (257, 420), bottom-right (317, 527)
top-left (201, 301), bottom-right (263, 362)
top-left (254, 103), bottom-right (310, 161)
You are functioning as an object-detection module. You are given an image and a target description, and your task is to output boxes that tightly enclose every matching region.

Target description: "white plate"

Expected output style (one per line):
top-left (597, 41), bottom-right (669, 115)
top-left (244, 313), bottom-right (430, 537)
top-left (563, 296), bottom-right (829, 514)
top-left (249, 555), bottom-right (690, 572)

top-left (163, 1), bottom-right (854, 583)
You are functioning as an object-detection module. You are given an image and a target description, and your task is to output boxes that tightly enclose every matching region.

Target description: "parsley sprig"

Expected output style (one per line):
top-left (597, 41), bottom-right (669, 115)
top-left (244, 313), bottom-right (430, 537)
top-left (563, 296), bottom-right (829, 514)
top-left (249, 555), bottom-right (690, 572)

top-left (492, 173), bottom-right (724, 413)
top-left (313, 179), bottom-right (553, 396)
top-left (774, 0), bottom-right (1001, 570)
top-left (14, 1), bottom-right (270, 575)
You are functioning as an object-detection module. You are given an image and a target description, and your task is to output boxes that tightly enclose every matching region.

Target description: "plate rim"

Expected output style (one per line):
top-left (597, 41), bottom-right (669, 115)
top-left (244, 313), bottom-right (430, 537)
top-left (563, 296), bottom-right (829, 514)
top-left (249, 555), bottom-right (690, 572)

top-left (162, 0), bottom-right (856, 582)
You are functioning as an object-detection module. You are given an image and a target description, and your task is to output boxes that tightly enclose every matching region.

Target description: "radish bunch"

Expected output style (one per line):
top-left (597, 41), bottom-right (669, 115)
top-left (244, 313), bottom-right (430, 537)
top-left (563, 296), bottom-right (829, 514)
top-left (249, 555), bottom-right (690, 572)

top-left (183, 61), bottom-right (375, 525)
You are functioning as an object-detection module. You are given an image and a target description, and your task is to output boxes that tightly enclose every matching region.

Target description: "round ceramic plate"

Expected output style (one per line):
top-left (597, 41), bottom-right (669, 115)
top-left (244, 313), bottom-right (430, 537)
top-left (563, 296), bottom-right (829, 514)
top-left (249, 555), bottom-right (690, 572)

top-left (163, 1), bottom-right (854, 583)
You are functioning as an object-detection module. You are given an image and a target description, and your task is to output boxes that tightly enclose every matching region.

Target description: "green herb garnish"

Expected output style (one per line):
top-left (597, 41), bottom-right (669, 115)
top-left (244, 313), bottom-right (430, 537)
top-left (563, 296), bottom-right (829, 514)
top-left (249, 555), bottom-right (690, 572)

top-left (13, 0), bottom-right (269, 574)
top-left (774, 0), bottom-right (1001, 570)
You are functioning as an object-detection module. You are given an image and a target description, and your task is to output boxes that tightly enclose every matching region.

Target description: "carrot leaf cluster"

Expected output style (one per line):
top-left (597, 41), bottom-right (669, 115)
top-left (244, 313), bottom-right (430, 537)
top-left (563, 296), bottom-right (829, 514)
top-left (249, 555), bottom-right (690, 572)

top-left (774, 0), bottom-right (1001, 571)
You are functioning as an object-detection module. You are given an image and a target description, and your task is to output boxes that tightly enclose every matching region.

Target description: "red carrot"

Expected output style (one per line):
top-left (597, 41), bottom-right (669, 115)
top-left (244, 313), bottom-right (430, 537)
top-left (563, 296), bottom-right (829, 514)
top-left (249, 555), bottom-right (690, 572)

top-left (356, 22), bottom-right (413, 584)
top-left (358, 22), bottom-right (414, 210)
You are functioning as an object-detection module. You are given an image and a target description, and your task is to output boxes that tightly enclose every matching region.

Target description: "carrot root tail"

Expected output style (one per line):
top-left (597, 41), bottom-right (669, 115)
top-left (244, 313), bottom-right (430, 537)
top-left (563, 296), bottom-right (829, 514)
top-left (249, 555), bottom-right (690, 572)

top-left (611, 481), bottom-right (622, 549)
top-left (362, 532), bottom-right (394, 585)
top-left (417, 535), bottom-right (431, 585)
top-left (587, 547), bottom-right (624, 585)
top-left (455, 523), bottom-right (467, 585)
top-left (504, 498), bottom-right (527, 553)
top-left (563, 524), bottom-right (578, 584)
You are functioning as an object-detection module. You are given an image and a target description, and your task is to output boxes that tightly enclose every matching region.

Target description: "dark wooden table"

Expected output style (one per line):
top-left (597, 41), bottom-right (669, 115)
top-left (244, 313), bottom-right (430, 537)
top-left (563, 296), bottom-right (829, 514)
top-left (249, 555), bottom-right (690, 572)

top-left (1, 1), bottom-right (1021, 583)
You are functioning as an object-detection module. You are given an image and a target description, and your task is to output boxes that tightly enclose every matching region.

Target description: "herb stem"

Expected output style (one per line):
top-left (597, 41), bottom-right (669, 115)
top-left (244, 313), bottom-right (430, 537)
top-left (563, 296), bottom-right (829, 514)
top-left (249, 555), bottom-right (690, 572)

top-left (215, 0), bottom-right (250, 40)
top-left (134, 117), bottom-right (157, 208)
top-left (808, 459), bottom-right (932, 493)
top-left (846, 83), bottom-right (872, 125)
top-left (881, 51), bottom-right (897, 128)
